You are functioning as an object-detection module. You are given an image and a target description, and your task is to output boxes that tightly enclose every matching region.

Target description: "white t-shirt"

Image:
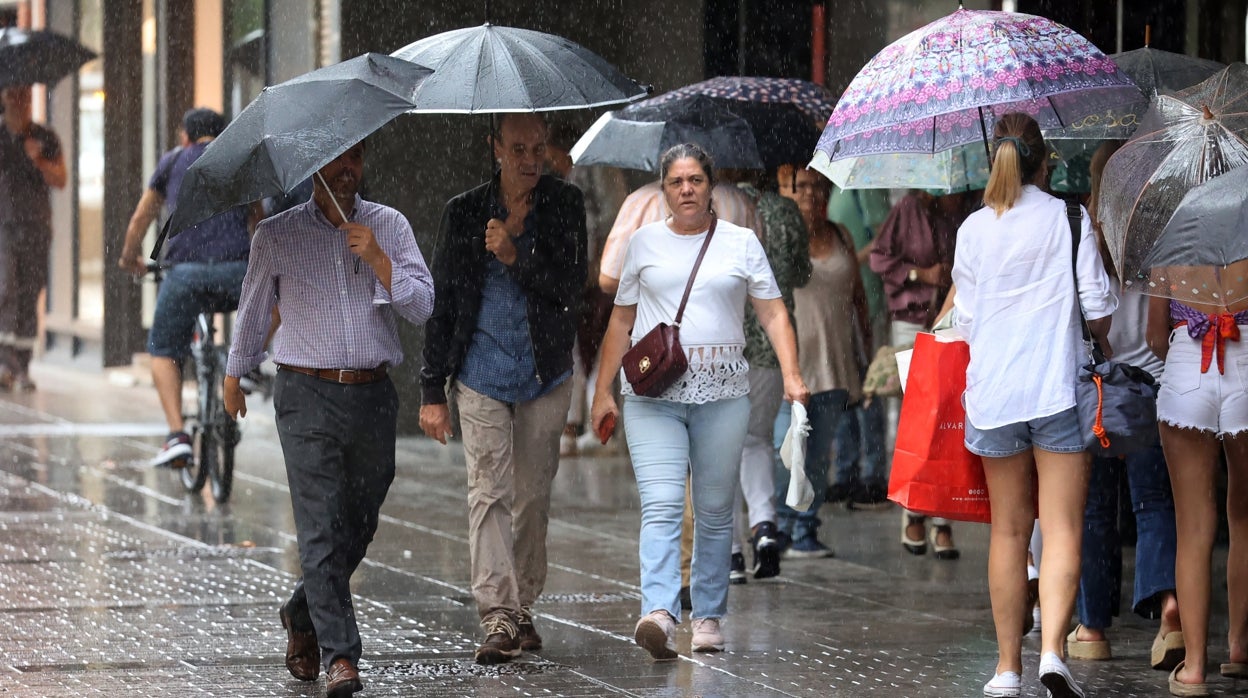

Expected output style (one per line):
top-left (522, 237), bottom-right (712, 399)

top-left (616, 218), bottom-right (780, 403)
top-left (952, 185), bottom-right (1118, 429)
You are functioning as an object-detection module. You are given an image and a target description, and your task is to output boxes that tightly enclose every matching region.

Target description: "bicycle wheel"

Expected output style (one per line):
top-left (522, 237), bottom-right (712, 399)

top-left (181, 426), bottom-right (210, 493)
top-left (209, 419), bottom-right (237, 504)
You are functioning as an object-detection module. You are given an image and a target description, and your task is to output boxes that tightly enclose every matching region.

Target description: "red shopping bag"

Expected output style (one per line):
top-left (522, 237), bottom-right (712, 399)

top-left (887, 332), bottom-right (991, 523)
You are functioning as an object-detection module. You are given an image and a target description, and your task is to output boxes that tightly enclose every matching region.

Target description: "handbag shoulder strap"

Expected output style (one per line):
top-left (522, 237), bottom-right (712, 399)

top-left (1066, 199), bottom-right (1101, 357)
top-left (673, 214), bottom-right (718, 326)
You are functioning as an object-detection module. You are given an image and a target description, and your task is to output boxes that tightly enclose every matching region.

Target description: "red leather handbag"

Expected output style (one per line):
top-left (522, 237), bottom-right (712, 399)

top-left (621, 216), bottom-right (717, 398)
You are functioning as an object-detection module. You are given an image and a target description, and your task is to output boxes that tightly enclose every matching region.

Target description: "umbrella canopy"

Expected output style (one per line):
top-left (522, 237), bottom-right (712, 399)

top-left (158, 53), bottom-right (432, 248)
top-left (812, 141), bottom-right (990, 193)
top-left (1046, 48), bottom-right (1226, 157)
top-left (1099, 63), bottom-right (1248, 294)
top-left (570, 96), bottom-right (765, 172)
top-left (627, 77), bottom-right (824, 169)
top-left (390, 24), bottom-right (648, 113)
top-left (1138, 169), bottom-right (1248, 305)
top-left (0, 27), bottom-right (97, 89)
top-left (815, 8), bottom-right (1141, 162)
top-left (645, 76), bottom-right (836, 124)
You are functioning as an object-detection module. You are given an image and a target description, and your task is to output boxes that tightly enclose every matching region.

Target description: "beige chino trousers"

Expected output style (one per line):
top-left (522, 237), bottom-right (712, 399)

top-left (456, 380), bottom-right (573, 618)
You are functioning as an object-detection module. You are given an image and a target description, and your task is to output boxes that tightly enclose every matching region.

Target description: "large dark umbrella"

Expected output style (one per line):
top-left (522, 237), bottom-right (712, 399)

top-left (0, 27), bottom-right (97, 89)
top-left (390, 24), bottom-right (648, 112)
top-left (569, 95), bottom-right (766, 172)
top-left (152, 52), bottom-right (432, 257)
top-left (1138, 169), bottom-right (1248, 305)
top-left (1046, 47), bottom-right (1225, 157)
top-left (622, 79), bottom-right (823, 169)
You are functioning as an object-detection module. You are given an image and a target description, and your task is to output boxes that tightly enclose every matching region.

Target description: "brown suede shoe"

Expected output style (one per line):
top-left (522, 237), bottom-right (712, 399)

top-left (325, 658), bottom-right (363, 697)
top-left (279, 604), bottom-right (319, 682)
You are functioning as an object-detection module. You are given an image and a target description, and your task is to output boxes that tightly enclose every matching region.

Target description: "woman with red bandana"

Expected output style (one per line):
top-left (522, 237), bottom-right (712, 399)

top-left (1146, 291), bottom-right (1248, 696)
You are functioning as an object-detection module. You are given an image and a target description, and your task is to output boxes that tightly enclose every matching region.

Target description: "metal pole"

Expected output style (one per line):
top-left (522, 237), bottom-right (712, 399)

top-left (1115, 0), bottom-right (1123, 53)
top-left (737, 0), bottom-right (747, 75)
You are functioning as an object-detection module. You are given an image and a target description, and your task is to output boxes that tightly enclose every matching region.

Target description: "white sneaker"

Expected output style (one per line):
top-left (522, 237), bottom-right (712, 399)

top-left (983, 671), bottom-right (1021, 697)
top-left (1039, 652), bottom-right (1084, 698)
top-left (634, 610), bottom-right (678, 660)
top-left (691, 617), bottom-right (724, 653)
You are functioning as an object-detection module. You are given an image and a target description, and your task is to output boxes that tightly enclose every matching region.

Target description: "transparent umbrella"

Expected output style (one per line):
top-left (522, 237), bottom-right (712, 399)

top-left (1098, 63), bottom-right (1248, 299)
top-left (810, 141), bottom-right (990, 193)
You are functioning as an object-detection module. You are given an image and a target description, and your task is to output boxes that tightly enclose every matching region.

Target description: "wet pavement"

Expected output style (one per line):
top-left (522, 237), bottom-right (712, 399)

top-left (1, 361), bottom-right (1242, 697)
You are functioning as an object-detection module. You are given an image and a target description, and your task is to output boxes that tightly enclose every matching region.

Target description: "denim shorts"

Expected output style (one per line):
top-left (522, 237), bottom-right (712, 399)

top-left (147, 261), bottom-right (247, 359)
top-left (963, 406), bottom-right (1084, 458)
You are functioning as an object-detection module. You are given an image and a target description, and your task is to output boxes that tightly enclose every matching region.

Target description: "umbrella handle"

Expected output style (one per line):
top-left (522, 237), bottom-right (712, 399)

top-left (315, 171), bottom-right (359, 273)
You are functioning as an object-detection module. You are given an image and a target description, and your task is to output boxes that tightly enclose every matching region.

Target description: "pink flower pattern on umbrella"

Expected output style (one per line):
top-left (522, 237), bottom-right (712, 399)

top-left (816, 8), bottom-right (1139, 162)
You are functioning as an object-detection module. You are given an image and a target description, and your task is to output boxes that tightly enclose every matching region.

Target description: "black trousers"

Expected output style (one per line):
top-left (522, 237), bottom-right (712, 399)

top-left (273, 369), bottom-right (398, 669)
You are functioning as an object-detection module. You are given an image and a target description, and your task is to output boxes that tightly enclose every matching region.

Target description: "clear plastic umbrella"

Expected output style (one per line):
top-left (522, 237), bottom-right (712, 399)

top-left (810, 141), bottom-right (989, 193)
top-left (1098, 63), bottom-right (1248, 299)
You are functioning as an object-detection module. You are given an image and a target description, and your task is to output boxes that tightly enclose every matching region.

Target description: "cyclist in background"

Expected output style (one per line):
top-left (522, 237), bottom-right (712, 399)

top-left (118, 107), bottom-right (254, 466)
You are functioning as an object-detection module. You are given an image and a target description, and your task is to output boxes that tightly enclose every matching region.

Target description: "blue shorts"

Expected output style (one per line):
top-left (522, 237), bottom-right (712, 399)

top-left (963, 406), bottom-right (1085, 458)
top-left (147, 261), bottom-right (248, 359)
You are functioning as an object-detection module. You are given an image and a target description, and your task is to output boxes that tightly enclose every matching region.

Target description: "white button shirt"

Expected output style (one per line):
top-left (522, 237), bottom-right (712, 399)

top-left (952, 185), bottom-right (1118, 430)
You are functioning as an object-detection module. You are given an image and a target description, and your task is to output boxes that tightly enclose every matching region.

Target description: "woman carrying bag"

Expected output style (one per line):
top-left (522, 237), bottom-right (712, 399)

top-left (950, 113), bottom-right (1117, 698)
top-left (591, 143), bottom-right (808, 660)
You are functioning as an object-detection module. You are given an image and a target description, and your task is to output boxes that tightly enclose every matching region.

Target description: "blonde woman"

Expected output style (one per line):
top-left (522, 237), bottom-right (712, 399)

top-left (951, 113), bottom-right (1117, 698)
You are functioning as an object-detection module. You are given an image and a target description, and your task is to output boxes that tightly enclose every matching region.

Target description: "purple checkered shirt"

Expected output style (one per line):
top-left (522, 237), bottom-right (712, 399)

top-left (226, 196), bottom-right (434, 377)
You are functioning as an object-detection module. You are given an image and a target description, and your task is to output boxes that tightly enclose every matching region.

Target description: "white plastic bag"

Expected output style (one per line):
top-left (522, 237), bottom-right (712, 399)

top-left (780, 401), bottom-right (814, 512)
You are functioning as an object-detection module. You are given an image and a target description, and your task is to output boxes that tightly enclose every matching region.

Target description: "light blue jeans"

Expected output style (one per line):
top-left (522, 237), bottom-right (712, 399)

top-left (624, 394), bottom-right (750, 622)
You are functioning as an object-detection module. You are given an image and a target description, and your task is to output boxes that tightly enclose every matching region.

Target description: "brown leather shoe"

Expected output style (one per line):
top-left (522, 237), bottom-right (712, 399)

top-left (517, 606), bottom-right (543, 651)
top-left (325, 658), bottom-right (363, 697)
top-left (279, 604), bottom-right (319, 681)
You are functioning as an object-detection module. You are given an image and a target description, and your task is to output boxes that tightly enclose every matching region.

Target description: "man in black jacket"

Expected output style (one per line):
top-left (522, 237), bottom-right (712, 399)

top-left (419, 113), bottom-right (587, 665)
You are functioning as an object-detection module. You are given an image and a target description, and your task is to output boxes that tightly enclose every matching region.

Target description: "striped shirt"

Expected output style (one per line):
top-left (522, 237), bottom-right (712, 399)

top-left (226, 196), bottom-right (435, 377)
top-left (599, 181), bottom-right (762, 282)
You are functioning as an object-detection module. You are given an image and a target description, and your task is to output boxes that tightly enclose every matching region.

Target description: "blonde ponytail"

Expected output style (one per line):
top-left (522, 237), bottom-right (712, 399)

top-left (983, 140), bottom-right (1023, 217)
top-left (982, 113), bottom-right (1047, 218)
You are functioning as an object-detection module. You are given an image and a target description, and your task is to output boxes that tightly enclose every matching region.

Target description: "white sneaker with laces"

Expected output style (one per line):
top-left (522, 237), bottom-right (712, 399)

top-left (691, 617), bottom-right (724, 653)
top-left (983, 671), bottom-right (1021, 697)
top-left (1039, 652), bottom-right (1085, 698)
top-left (634, 610), bottom-right (677, 660)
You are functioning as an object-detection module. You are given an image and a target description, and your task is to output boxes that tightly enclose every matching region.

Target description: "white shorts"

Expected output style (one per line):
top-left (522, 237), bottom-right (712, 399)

top-left (1156, 327), bottom-right (1248, 437)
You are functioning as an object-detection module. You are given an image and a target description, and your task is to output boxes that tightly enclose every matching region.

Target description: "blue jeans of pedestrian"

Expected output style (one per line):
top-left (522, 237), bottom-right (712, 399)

top-left (1077, 443), bottom-right (1177, 628)
top-left (833, 397), bottom-right (887, 490)
top-left (624, 394), bottom-right (750, 622)
top-left (773, 389), bottom-right (849, 543)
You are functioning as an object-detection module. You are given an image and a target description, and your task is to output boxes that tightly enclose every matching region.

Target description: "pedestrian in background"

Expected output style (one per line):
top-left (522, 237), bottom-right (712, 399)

top-left (774, 164), bottom-right (868, 559)
top-left (591, 143), bottom-right (808, 660)
top-left (419, 113), bottom-right (587, 665)
top-left (952, 113), bottom-right (1116, 698)
top-left (870, 188), bottom-right (960, 558)
top-left (223, 141), bottom-right (435, 697)
top-left (0, 84), bottom-right (66, 391)
top-left (1067, 140), bottom-right (1182, 675)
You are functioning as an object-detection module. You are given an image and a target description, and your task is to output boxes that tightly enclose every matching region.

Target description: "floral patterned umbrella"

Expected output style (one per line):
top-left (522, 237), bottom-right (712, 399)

top-left (815, 8), bottom-right (1142, 162)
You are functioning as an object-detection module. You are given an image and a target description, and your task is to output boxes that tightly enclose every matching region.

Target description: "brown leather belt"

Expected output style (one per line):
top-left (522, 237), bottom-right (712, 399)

top-left (277, 364), bottom-right (388, 385)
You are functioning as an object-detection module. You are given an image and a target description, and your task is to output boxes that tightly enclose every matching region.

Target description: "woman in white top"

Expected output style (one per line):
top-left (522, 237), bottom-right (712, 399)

top-left (951, 113), bottom-right (1116, 698)
top-left (592, 143), bottom-right (808, 661)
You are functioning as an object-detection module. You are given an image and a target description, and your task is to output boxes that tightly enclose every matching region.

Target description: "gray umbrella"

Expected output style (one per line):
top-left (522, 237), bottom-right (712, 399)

top-left (153, 52), bottom-right (432, 257)
top-left (570, 95), bottom-right (764, 172)
top-left (1145, 168), bottom-right (1248, 269)
top-left (390, 24), bottom-right (648, 113)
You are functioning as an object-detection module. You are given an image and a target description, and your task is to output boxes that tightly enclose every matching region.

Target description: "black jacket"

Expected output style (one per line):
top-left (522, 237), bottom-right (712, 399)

top-left (421, 174), bottom-right (588, 404)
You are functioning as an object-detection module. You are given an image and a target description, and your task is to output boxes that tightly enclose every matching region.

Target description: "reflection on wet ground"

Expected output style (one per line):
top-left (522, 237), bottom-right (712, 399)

top-left (0, 362), bottom-right (1240, 696)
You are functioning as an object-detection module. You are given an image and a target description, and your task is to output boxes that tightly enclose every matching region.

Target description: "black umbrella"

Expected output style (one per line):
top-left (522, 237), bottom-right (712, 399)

top-left (0, 27), bottom-right (97, 89)
top-left (390, 24), bottom-right (648, 113)
top-left (570, 95), bottom-right (765, 172)
top-left (153, 52), bottom-right (432, 257)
